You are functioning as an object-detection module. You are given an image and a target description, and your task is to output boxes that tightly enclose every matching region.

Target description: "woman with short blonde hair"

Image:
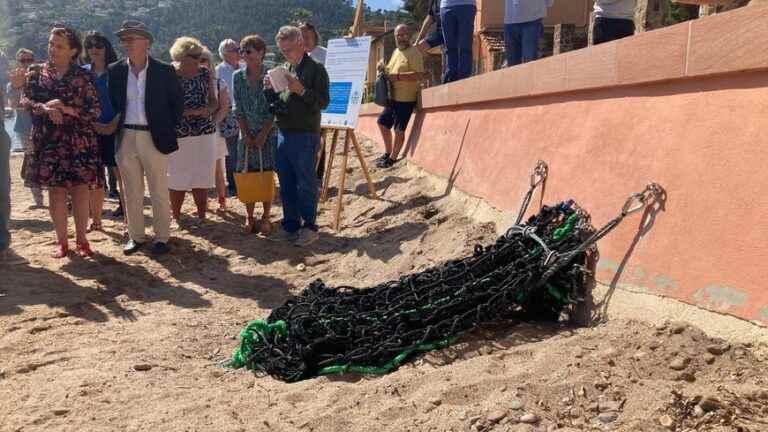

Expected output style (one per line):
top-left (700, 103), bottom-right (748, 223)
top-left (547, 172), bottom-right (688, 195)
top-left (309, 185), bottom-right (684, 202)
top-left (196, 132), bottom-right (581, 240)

top-left (167, 36), bottom-right (219, 226)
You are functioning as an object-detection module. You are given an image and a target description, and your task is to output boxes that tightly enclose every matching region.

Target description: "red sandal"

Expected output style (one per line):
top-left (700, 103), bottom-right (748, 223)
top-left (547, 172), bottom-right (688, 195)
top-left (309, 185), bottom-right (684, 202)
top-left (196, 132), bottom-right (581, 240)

top-left (75, 241), bottom-right (94, 258)
top-left (51, 242), bottom-right (69, 259)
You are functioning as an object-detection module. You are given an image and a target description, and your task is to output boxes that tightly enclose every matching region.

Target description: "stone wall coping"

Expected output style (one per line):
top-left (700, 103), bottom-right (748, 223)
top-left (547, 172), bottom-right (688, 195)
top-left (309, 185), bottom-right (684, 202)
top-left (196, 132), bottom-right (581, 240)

top-left (358, 4), bottom-right (768, 115)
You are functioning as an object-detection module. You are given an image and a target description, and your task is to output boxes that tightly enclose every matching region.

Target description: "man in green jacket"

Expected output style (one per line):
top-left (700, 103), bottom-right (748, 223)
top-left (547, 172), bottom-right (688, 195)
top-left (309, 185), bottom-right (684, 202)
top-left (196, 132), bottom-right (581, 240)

top-left (265, 26), bottom-right (330, 247)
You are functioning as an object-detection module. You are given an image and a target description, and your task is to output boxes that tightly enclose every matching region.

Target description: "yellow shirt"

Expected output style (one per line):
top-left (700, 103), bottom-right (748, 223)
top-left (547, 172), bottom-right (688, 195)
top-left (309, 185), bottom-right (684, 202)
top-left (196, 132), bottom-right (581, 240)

top-left (386, 46), bottom-right (424, 103)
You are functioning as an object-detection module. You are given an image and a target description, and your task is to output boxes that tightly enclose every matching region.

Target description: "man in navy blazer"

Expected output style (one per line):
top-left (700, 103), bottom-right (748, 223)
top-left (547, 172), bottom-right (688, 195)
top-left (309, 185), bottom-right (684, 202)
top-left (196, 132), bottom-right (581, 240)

top-left (108, 20), bottom-right (184, 256)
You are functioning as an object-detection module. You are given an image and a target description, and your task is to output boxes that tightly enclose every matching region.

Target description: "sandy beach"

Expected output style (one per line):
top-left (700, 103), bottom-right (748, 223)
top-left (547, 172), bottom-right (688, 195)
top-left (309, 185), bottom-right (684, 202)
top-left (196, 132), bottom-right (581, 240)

top-left (1, 136), bottom-right (766, 432)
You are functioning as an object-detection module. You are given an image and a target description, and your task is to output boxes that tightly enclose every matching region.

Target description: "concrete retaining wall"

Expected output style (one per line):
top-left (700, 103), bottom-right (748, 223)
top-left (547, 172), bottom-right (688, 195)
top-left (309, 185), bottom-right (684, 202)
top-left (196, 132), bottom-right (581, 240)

top-left (355, 5), bottom-right (768, 326)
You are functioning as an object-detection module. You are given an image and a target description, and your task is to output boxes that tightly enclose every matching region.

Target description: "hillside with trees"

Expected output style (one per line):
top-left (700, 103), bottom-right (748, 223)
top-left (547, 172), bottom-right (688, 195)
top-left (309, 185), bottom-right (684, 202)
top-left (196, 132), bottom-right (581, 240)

top-left (0, 0), bottom-right (412, 61)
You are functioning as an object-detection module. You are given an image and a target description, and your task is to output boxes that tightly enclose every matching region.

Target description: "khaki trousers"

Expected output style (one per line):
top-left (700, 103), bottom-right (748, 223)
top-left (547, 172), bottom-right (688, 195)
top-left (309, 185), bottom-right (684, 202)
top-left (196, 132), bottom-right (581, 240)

top-left (116, 130), bottom-right (171, 243)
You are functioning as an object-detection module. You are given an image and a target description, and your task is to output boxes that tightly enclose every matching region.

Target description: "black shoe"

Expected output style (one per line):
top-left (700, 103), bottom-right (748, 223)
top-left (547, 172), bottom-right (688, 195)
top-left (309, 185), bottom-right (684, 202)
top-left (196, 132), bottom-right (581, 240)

top-left (379, 156), bottom-right (396, 169)
top-left (113, 205), bottom-right (124, 218)
top-left (375, 153), bottom-right (390, 163)
top-left (376, 156), bottom-right (390, 168)
top-left (150, 242), bottom-right (170, 255)
top-left (123, 240), bottom-right (144, 255)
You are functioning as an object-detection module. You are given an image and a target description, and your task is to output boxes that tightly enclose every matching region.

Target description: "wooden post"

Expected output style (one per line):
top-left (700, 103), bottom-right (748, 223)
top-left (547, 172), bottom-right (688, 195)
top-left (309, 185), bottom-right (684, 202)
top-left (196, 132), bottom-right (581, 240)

top-left (320, 128), bottom-right (340, 202)
top-left (333, 133), bottom-right (351, 230)
top-left (320, 126), bottom-right (378, 231)
top-left (350, 132), bottom-right (377, 199)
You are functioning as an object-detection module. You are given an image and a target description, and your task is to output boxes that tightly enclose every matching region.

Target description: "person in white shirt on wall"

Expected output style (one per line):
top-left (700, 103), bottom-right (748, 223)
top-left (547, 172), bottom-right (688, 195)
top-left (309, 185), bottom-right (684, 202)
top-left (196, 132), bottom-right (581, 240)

top-left (593, 0), bottom-right (636, 45)
top-left (504, 0), bottom-right (553, 66)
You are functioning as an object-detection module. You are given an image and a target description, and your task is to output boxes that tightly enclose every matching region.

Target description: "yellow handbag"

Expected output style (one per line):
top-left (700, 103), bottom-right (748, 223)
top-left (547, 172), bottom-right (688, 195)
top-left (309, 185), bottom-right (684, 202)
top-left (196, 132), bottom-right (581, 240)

top-left (234, 144), bottom-right (275, 204)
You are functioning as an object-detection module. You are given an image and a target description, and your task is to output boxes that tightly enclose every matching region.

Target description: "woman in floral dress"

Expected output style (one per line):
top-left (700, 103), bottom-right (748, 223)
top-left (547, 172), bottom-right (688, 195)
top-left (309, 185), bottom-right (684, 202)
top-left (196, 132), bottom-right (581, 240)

top-left (21, 27), bottom-right (102, 258)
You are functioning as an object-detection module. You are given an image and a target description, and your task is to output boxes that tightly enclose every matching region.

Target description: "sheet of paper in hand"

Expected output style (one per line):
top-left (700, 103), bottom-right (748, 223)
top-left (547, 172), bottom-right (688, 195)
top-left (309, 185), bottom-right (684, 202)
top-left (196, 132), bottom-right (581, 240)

top-left (267, 66), bottom-right (292, 93)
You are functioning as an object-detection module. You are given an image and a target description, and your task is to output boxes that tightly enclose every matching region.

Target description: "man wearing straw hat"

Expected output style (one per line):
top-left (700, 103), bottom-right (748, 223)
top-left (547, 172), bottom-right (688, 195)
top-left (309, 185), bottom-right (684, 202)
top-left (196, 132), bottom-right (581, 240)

top-left (108, 20), bottom-right (184, 256)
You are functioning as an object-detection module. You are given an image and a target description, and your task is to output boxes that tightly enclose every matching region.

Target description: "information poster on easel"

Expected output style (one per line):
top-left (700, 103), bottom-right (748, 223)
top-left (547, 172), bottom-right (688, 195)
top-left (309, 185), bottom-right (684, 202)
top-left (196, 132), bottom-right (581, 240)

top-left (321, 36), bottom-right (372, 129)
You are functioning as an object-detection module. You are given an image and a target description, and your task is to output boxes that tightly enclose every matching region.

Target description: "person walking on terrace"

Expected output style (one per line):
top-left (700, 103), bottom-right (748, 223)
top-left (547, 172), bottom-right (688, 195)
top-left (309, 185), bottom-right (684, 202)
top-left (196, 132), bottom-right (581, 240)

top-left (593, 0), bottom-right (637, 45)
top-left (504, 0), bottom-right (553, 66)
top-left (264, 26), bottom-right (330, 247)
top-left (441, 0), bottom-right (477, 82)
top-left (108, 20), bottom-right (184, 256)
top-left (376, 24), bottom-right (425, 169)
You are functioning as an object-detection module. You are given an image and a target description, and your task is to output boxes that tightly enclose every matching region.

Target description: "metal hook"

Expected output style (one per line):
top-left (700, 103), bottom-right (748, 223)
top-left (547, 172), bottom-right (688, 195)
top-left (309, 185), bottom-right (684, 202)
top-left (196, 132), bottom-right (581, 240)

top-left (530, 160), bottom-right (548, 188)
top-left (621, 183), bottom-right (662, 216)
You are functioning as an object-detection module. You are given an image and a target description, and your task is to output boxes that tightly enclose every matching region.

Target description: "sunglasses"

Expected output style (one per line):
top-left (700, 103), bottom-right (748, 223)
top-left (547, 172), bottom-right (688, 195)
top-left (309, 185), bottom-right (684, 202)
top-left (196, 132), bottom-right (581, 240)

top-left (187, 53), bottom-right (202, 59)
top-left (85, 42), bottom-right (105, 49)
top-left (240, 48), bottom-right (261, 55)
top-left (18, 57), bottom-right (35, 64)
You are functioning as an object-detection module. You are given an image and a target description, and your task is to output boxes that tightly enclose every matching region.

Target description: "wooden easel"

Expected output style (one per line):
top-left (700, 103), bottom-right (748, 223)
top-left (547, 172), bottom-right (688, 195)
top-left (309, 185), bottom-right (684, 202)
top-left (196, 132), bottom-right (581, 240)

top-left (319, 126), bottom-right (377, 231)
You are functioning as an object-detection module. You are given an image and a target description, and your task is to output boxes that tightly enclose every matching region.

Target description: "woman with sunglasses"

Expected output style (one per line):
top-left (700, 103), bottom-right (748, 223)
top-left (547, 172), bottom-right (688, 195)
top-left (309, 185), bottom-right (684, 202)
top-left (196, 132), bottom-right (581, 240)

top-left (168, 37), bottom-right (218, 226)
top-left (20, 27), bottom-right (103, 258)
top-left (232, 35), bottom-right (276, 235)
top-left (82, 31), bottom-right (122, 232)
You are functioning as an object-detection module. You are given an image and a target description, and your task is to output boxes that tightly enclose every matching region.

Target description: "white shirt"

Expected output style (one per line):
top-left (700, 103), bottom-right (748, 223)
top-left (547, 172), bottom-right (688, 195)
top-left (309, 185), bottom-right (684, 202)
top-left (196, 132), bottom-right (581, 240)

top-left (309, 46), bottom-right (327, 65)
top-left (594, 0), bottom-right (636, 20)
top-left (215, 61), bottom-right (242, 107)
top-left (125, 58), bottom-right (149, 126)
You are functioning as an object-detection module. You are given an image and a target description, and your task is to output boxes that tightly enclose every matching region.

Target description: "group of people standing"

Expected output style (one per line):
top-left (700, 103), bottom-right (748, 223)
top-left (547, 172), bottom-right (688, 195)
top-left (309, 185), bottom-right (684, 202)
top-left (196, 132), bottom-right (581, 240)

top-left (1, 19), bottom-right (329, 262)
top-left (414, 0), bottom-right (638, 76)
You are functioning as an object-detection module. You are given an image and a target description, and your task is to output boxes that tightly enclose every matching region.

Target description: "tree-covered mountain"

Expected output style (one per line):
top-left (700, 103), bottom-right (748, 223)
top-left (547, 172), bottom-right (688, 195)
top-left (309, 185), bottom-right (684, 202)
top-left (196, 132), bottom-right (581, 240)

top-left (0, 0), bottom-right (364, 61)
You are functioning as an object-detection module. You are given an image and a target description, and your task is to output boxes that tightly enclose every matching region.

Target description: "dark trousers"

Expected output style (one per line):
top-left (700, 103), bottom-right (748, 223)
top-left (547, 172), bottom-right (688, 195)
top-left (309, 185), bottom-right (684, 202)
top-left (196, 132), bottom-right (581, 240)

top-left (441, 4), bottom-right (476, 83)
top-left (504, 19), bottom-right (543, 67)
top-left (316, 135), bottom-right (326, 181)
top-left (224, 135), bottom-right (239, 194)
top-left (593, 17), bottom-right (635, 45)
top-left (107, 167), bottom-right (118, 194)
top-left (276, 131), bottom-right (320, 233)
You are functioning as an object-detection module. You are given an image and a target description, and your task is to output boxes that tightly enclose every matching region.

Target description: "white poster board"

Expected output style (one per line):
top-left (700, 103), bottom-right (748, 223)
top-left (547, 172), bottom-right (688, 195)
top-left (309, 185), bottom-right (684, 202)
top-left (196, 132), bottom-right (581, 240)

top-left (321, 36), bottom-right (372, 129)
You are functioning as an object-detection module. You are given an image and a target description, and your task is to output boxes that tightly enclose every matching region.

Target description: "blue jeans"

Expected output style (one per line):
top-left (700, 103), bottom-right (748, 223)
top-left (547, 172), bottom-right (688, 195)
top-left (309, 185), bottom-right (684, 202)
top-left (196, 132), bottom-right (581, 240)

top-left (441, 4), bottom-right (476, 83)
top-left (504, 19), bottom-right (543, 67)
top-left (0, 128), bottom-right (11, 251)
top-left (276, 131), bottom-right (320, 233)
top-left (225, 135), bottom-right (239, 194)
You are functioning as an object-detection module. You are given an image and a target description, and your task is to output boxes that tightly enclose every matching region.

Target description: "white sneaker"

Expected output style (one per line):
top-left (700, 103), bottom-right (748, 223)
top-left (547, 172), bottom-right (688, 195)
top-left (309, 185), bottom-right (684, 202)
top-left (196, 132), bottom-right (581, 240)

top-left (294, 228), bottom-right (319, 247)
top-left (268, 226), bottom-right (299, 243)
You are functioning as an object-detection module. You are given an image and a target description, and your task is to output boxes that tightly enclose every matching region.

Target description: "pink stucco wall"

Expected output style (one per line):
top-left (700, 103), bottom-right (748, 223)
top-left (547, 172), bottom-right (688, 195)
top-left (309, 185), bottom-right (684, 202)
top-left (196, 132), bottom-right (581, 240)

top-left (356, 5), bottom-right (768, 325)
